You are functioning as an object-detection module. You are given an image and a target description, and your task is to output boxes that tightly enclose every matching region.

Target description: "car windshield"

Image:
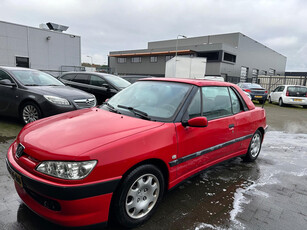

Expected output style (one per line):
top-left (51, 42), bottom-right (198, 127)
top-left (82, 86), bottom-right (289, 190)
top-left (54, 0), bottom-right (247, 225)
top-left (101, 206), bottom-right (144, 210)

top-left (11, 70), bottom-right (64, 86)
top-left (103, 74), bottom-right (131, 88)
top-left (103, 81), bottom-right (192, 120)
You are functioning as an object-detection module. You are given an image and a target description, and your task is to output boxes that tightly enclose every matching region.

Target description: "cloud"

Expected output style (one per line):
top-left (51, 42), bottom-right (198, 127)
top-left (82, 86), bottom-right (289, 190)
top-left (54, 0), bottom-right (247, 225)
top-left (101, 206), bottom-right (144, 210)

top-left (1, 0), bottom-right (307, 70)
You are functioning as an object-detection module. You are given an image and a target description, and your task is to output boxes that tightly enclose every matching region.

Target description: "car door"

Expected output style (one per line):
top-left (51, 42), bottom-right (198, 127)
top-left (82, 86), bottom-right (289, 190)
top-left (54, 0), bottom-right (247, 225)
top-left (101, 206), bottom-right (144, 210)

top-left (89, 75), bottom-right (116, 104)
top-left (0, 70), bottom-right (20, 116)
top-left (271, 86), bottom-right (284, 102)
top-left (69, 73), bottom-right (91, 92)
top-left (174, 86), bottom-right (236, 178)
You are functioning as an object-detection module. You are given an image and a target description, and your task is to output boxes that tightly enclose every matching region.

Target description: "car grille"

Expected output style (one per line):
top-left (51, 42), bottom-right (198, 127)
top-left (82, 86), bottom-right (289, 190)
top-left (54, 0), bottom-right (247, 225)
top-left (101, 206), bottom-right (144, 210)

top-left (74, 98), bottom-right (96, 108)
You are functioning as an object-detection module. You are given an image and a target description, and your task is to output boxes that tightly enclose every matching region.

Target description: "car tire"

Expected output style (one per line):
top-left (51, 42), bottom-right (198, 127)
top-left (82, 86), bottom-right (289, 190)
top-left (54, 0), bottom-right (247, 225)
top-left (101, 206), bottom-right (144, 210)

top-left (242, 130), bottom-right (262, 162)
top-left (278, 98), bottom-right (284, 107)
top-left (258, 100), bottom-right (264, 104)
top-left (268, 96), bottom-right (272, 104)
top-left (20, 102), bottom-right (42, 124)
top-left (303, 105), bottom-right (307, 109)
top-left (113, 164), bottom-right (165, 228)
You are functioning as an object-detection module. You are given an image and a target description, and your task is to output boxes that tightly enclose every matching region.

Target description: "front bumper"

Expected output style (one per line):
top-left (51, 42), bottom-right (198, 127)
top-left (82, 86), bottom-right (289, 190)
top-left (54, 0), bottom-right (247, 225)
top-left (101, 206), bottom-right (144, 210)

top-left (6, 146), bottom-right (121, 227)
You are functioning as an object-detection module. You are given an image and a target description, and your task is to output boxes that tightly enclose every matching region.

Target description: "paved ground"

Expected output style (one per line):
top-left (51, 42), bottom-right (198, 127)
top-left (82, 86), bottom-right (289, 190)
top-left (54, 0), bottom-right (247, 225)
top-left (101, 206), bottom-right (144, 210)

top-left (0, 103), bottom-right (306, 230)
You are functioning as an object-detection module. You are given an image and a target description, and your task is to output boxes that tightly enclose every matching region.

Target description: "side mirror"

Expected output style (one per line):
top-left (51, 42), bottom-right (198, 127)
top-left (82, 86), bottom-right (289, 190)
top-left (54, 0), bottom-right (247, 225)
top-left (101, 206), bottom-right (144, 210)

top-left (0, 79), bottom-right (16, 87)
top-left (182, 117), bottom-right (208, 128)
top-left (102, 83), bottom-right (110, 89)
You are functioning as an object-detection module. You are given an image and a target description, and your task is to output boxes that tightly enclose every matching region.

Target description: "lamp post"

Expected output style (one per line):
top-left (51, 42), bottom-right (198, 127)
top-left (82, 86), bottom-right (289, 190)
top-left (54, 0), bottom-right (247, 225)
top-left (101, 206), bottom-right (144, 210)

top-left (175, 35), bottom-right (187, 57)
top-left (87, 55), bottom-right (93, 66)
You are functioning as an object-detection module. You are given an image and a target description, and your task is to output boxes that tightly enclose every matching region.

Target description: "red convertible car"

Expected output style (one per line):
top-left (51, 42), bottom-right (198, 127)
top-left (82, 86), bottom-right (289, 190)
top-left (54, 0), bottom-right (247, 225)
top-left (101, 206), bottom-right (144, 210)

top-left (6, 78), bottom-right (267, 228)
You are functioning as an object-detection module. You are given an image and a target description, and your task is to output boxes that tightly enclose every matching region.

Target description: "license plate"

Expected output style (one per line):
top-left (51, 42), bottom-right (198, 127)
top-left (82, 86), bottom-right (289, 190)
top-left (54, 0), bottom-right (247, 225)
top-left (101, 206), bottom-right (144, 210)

top-left (293, 99), bottom-right (302, 102)
top-left (254, 96), bottom-right (263, 98)
top-left (8, 166), bottom-right (23, 188)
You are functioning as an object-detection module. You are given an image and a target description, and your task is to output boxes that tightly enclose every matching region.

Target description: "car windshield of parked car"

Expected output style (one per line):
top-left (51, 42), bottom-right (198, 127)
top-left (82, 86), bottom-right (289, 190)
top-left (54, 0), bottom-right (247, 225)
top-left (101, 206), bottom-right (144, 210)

top-left (104, 81), bottom-right (191, 120)
top-left (242, 83), bottom-right (262, 89)
top-left (11, 70), bottom-right (64, 86)
top-left (103, 74), bottom-right (131, 89)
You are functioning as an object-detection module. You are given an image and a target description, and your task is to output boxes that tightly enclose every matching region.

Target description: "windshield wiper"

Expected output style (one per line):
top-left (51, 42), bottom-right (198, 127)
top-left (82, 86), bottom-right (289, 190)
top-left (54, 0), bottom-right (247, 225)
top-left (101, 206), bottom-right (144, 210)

top-left (118, 105), bottom-right (151, 120)
top-left (24, 84), bottom-right (39, 86)
top-left (103, 102), bottom-right (121, 114)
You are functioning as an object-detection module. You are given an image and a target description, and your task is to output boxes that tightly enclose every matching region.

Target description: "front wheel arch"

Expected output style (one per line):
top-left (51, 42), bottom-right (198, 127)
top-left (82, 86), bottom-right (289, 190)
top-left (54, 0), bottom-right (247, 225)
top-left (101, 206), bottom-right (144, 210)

top-left (111, 164), bottom-right (165, 228)
top-left (19, 100), bottom-right (43, 124)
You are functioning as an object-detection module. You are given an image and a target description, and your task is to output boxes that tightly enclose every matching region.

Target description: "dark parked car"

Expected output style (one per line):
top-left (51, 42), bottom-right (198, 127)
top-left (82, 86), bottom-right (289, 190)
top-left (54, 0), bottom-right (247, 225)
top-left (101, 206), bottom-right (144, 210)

top-left (59, 72), bottom-right (131, 104)
top-left (0, 66), bottom-right (96, 124)
top-left (237, 83), bottom-right (268, 103)
top-left (120, 75), bottom-right (155, 83)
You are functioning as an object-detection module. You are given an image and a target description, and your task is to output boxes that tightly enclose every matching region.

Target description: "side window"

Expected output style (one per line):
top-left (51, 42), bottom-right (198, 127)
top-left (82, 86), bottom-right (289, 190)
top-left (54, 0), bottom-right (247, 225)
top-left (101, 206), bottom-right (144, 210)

top-left (202, 87), bottom-right (232, 120)
top-left (229, 88), bottom-right (243, 114)
top-left (61, 74), bottom-right (76, 81)
top-left (0, 70), bottom-right (13, 82)
top-left (73, 74), bottom-right (89, 84)
top-left (187, 89), bottom-right (201, 119)
top-left (273, 86), bottom-right (279, 92)
top-left (90, 75), bottom-right (107, 87)
top-left (279, 86), bottom-right (285, 92)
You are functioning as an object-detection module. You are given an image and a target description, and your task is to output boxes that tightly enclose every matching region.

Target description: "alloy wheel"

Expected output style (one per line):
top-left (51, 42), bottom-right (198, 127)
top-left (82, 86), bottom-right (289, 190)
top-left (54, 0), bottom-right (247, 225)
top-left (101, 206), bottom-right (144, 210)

top-left (23, 105), bottom-right (39, 124)
top-left (250, 133), bottom-right (261, 158)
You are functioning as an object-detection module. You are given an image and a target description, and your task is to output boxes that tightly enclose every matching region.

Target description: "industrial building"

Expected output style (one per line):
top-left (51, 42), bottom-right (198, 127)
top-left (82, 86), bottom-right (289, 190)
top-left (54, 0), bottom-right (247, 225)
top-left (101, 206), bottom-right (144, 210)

top-left (0, 20), bottom-right (81, 76)
top-left (109, 32), bottom-right (287, 83)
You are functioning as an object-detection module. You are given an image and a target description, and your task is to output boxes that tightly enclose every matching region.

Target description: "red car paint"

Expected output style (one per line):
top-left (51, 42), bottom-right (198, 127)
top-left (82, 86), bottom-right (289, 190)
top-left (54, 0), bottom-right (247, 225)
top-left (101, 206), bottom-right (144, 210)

top-left (7, 78), bottom-right (266, 227)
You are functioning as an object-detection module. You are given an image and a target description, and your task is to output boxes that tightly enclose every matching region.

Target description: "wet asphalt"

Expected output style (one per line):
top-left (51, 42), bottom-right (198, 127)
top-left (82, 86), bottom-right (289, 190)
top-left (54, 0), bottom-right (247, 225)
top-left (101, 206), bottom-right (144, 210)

top-left (0, 103), bottom-right (306, 230)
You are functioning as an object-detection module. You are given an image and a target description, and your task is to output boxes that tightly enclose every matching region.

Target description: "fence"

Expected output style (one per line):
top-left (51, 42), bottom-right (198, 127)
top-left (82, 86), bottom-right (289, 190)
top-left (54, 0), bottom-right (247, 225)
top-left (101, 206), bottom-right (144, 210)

top-left (256, 75), bottom-right (307, 93)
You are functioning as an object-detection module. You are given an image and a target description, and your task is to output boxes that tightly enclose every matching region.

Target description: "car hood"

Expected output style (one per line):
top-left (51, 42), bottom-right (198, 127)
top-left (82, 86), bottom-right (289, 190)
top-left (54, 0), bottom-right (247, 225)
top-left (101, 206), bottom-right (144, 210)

top-left (27, 85), bottom-right (94, 99)
top-left (18, 108), bottom-right (164, 161)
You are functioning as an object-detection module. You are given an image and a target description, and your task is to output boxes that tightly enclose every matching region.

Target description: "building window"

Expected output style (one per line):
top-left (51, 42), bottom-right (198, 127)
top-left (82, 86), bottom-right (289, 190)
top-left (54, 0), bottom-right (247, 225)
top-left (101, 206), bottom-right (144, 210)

top-left (131, 57), bottom-right (142, 63)
top-left (150, 56), bottom-right (158, 63)
top-left (223, 52), bottom-right (236, 63)
top-left (269, 68), bottom-right (275, 76)
top-left (117, 58), bottom-right (126, 63)
top-left (16, 56), bottom-right (29, 68)
top-left (165, 56), bottom-right (174, 62)
top-left (252, 69), bottom-right (259, 83)
top-left (261, 70), bottom-right (267, 75)
top-left (240, 66), bottom-right (248, 82)
top-left (198, 51), bottom-right (220, 61)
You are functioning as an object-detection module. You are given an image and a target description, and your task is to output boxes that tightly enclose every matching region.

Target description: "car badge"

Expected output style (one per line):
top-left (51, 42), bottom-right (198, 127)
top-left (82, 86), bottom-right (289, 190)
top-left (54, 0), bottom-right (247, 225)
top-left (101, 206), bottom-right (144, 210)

top-left (86, 99), bottom-right (90, 104)
top-left (16, 144), bottom-right (25, 159)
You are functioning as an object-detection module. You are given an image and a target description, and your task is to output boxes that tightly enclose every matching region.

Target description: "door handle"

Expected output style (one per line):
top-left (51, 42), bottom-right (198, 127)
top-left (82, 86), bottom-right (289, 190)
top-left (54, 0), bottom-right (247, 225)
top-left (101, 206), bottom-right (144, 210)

top-left (229, 124), bottom-right (235, 128)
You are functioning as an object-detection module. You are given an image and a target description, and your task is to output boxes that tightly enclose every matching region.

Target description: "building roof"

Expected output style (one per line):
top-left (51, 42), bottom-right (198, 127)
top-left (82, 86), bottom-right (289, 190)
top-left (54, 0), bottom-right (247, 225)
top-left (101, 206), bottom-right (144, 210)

top-left (109, 50), bottom-right (195, 57)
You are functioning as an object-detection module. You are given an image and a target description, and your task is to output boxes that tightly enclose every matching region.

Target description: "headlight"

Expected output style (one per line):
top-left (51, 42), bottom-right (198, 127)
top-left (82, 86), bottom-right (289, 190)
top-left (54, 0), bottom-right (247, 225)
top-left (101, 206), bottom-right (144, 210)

top-left (44, 95), bottom-right (70, 105)
top-left (36, 160), bottom-right (97, 180)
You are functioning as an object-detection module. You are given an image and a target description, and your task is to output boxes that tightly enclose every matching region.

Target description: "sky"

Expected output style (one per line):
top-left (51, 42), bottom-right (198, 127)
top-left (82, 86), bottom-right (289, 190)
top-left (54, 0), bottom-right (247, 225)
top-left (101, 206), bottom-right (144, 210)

top-left (1, 0), bottom-right (307, 71)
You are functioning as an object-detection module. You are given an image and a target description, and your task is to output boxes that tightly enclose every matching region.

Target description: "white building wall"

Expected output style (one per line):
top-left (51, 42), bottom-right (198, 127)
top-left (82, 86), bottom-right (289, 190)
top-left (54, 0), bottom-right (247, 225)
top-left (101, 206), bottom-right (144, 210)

top-left (0, 21), bottom-right (81, 74)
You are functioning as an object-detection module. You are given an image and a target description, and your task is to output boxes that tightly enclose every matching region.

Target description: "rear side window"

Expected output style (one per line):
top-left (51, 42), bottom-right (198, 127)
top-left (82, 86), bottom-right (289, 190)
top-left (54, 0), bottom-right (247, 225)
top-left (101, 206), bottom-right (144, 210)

top-left (202, 87), bottom-right (232, 120)
top-left (229, 88), bottom-right (243, 114)
top-left (73, 74), bottom-right (89, 84)
top-left (278, 86), bottom-right (285, 92)
top-left (61, 74), bottom-right (76, 81)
